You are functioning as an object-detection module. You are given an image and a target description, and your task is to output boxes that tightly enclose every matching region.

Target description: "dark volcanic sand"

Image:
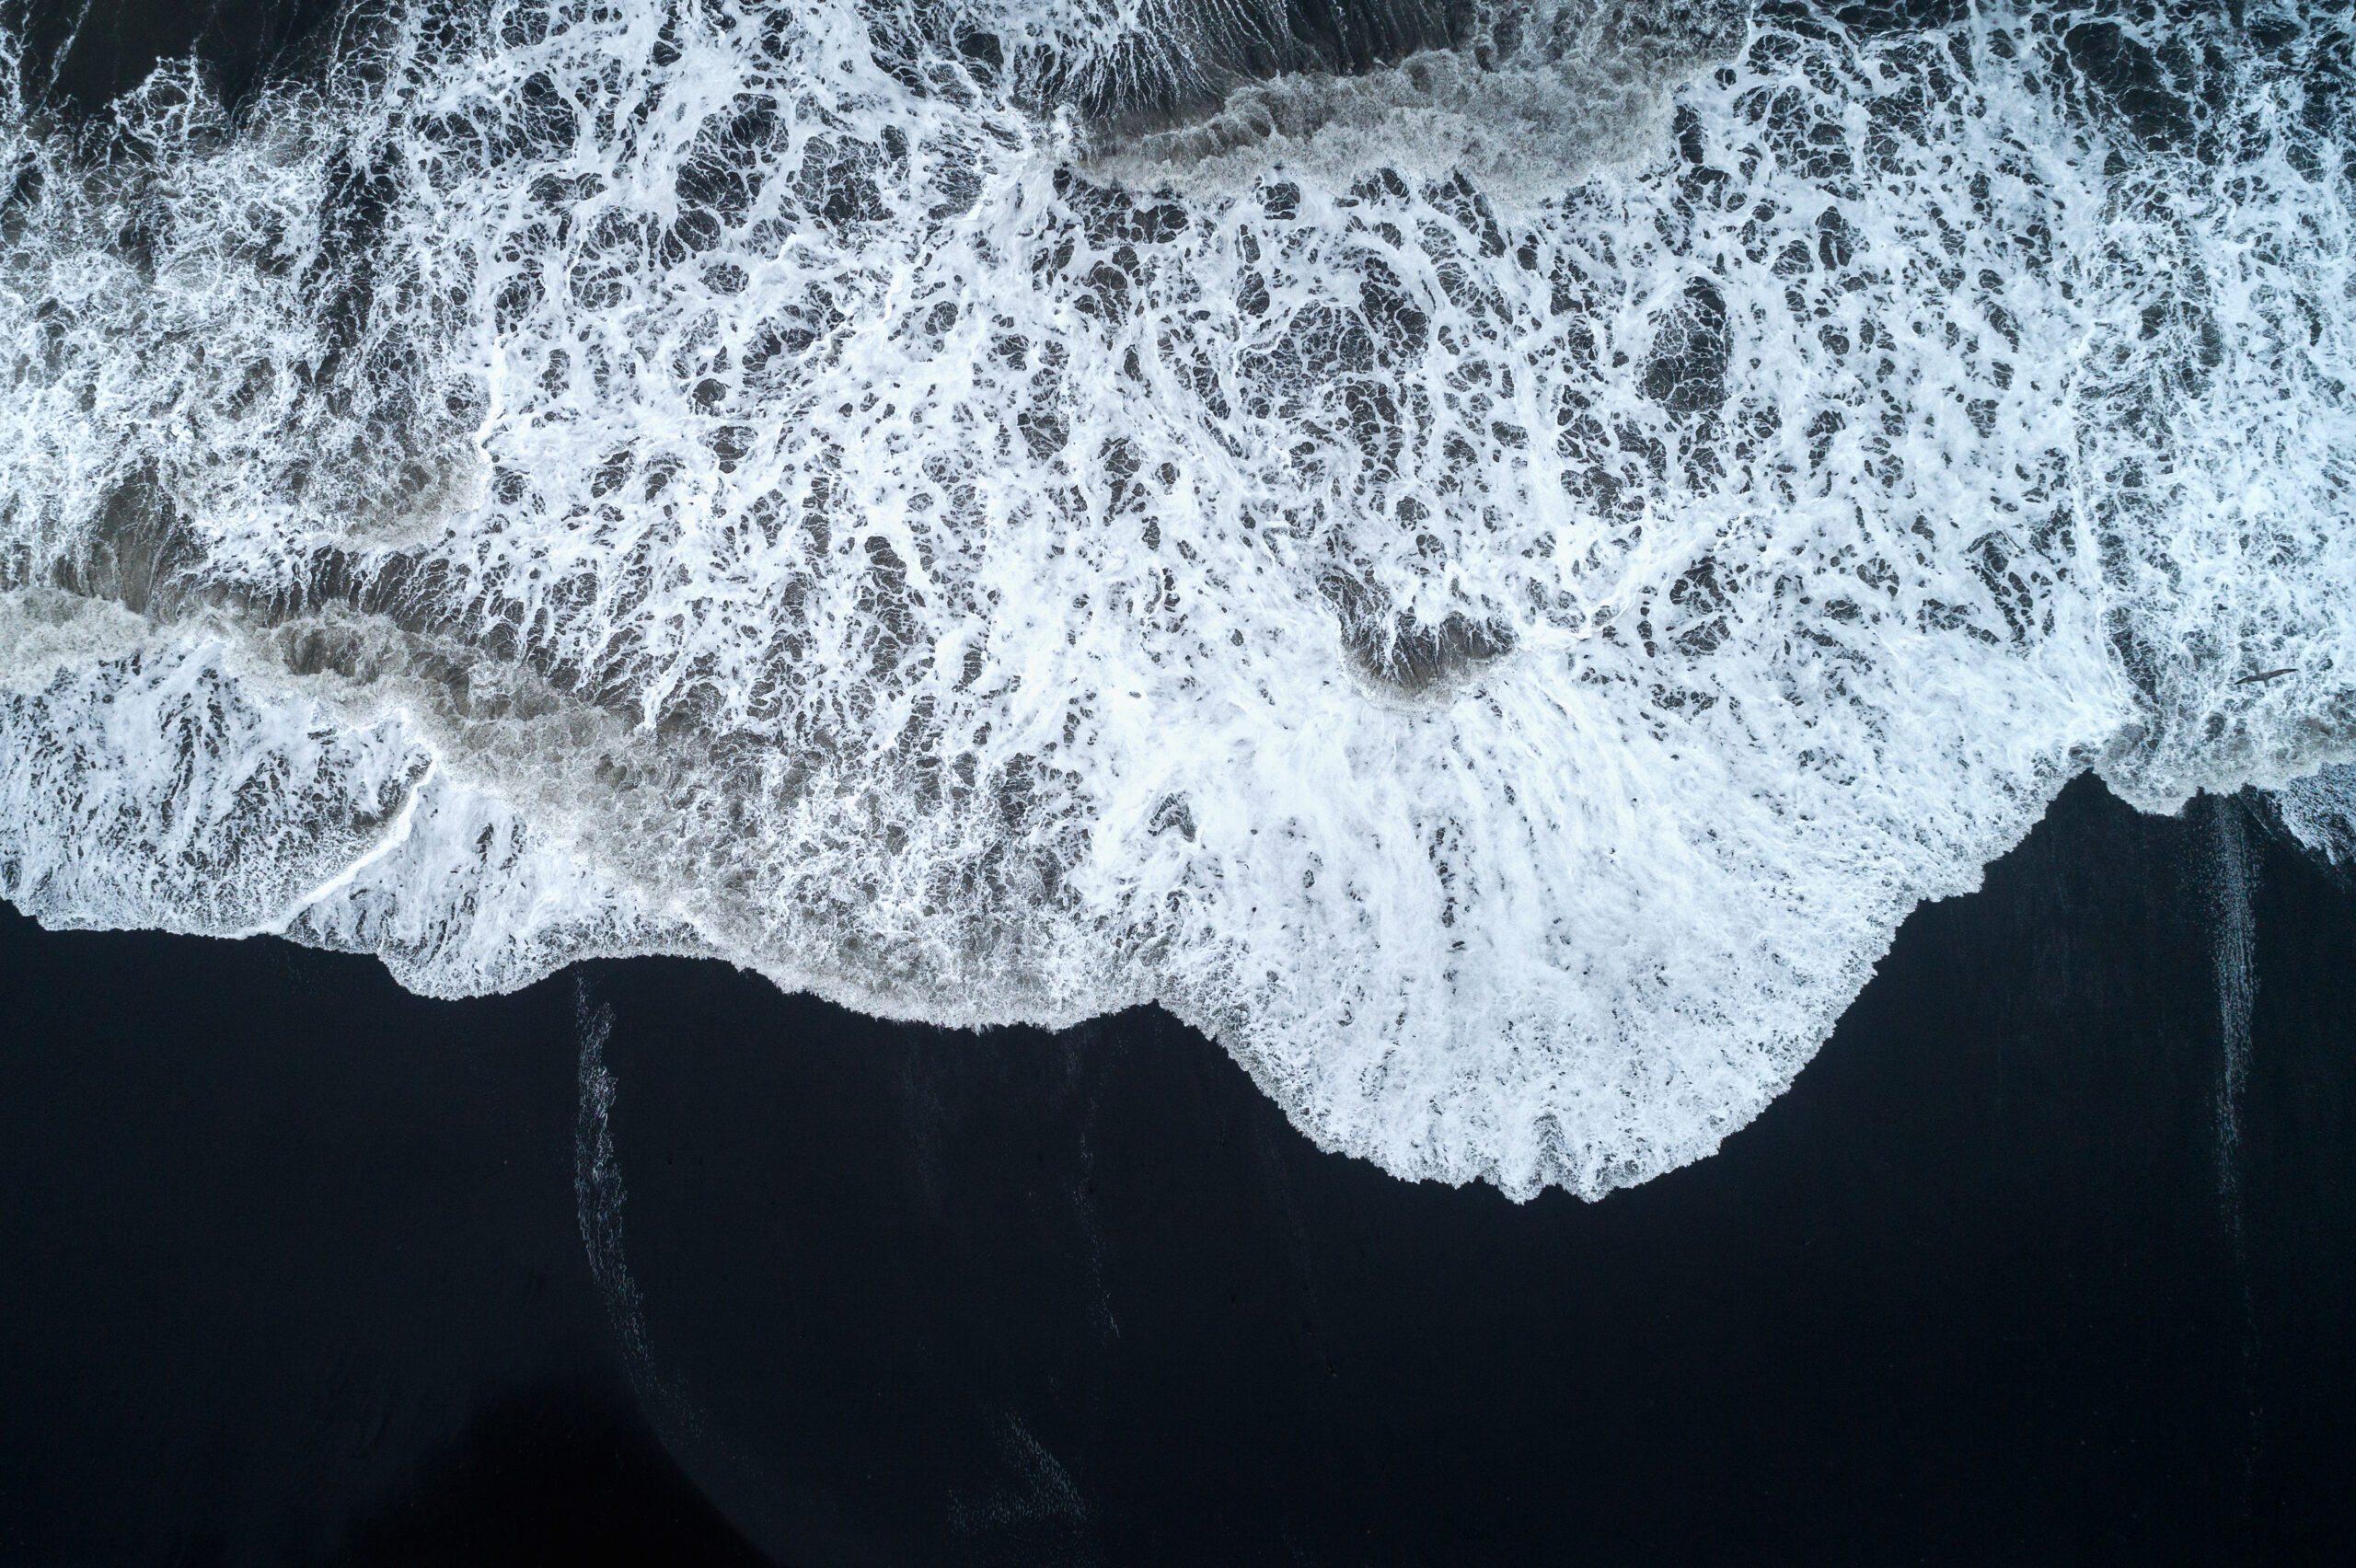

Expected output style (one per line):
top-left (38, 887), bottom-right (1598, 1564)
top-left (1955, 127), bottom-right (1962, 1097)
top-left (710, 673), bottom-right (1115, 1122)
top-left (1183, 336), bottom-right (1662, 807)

top-left (4, 775), bottom-right (2352, 1564)
top-left (6, 4), bottom-right (2354, 1561)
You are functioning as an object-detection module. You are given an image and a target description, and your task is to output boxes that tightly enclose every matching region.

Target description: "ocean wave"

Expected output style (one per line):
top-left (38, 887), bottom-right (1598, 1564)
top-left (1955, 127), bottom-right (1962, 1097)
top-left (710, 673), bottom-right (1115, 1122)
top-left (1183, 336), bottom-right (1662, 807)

top-left (2, 0), bottom-right (2350, 1196)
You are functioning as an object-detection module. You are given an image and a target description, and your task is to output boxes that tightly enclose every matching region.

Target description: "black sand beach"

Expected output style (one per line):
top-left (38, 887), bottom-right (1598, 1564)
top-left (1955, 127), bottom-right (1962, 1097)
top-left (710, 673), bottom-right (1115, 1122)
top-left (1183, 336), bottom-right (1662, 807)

top-left (5, 777), bottom-right (2352, 1563)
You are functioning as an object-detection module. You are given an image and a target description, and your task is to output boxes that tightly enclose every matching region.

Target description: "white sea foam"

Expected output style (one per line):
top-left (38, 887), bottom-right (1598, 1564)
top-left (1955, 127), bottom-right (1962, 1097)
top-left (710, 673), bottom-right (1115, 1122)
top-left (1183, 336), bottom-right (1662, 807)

top-left (2277, 763), bottom-right (2356, 866)
top-left (2, 1), bottom-right (2350, 1196)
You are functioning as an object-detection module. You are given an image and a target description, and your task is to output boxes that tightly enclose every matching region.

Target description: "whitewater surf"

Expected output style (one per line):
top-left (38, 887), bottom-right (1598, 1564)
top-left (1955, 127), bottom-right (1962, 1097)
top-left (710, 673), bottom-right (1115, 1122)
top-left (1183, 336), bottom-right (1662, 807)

top-left (2, 0), bottom-right (2349, 1196)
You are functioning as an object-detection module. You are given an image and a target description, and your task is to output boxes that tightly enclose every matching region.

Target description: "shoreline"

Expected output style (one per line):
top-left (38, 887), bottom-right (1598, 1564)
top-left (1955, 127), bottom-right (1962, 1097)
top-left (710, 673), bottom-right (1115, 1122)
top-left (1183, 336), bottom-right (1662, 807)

top-left (3, 772), bottom-right (2350, 1561)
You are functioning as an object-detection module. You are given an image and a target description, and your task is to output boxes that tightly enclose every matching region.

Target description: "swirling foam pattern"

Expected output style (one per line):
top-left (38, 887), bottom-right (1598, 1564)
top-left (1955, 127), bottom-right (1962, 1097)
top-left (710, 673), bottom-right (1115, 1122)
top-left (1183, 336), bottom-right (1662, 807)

top-left (2, 0), bottom-right (2350, 1195)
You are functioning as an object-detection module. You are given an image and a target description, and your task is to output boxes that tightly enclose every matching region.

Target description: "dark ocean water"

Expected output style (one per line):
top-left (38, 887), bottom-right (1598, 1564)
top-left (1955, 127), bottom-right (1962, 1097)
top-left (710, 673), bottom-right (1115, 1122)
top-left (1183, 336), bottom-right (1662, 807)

top-left (5, 775), bottom-right (2353, 1564)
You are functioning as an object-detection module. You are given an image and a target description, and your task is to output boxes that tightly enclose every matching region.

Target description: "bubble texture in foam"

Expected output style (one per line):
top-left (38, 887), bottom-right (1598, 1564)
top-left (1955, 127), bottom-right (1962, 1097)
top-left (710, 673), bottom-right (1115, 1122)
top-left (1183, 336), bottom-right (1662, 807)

top-left (1, 1), bottom-right (2350, 1195)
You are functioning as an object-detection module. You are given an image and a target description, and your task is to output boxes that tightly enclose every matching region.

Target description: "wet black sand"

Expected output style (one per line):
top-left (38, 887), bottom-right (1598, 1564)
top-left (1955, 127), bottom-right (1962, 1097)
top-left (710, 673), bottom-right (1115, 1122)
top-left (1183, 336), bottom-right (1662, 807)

top-left (6, 2), bottom-right (2354, 1559)
top-left (5, 776), bottom-right (2353, 1564)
